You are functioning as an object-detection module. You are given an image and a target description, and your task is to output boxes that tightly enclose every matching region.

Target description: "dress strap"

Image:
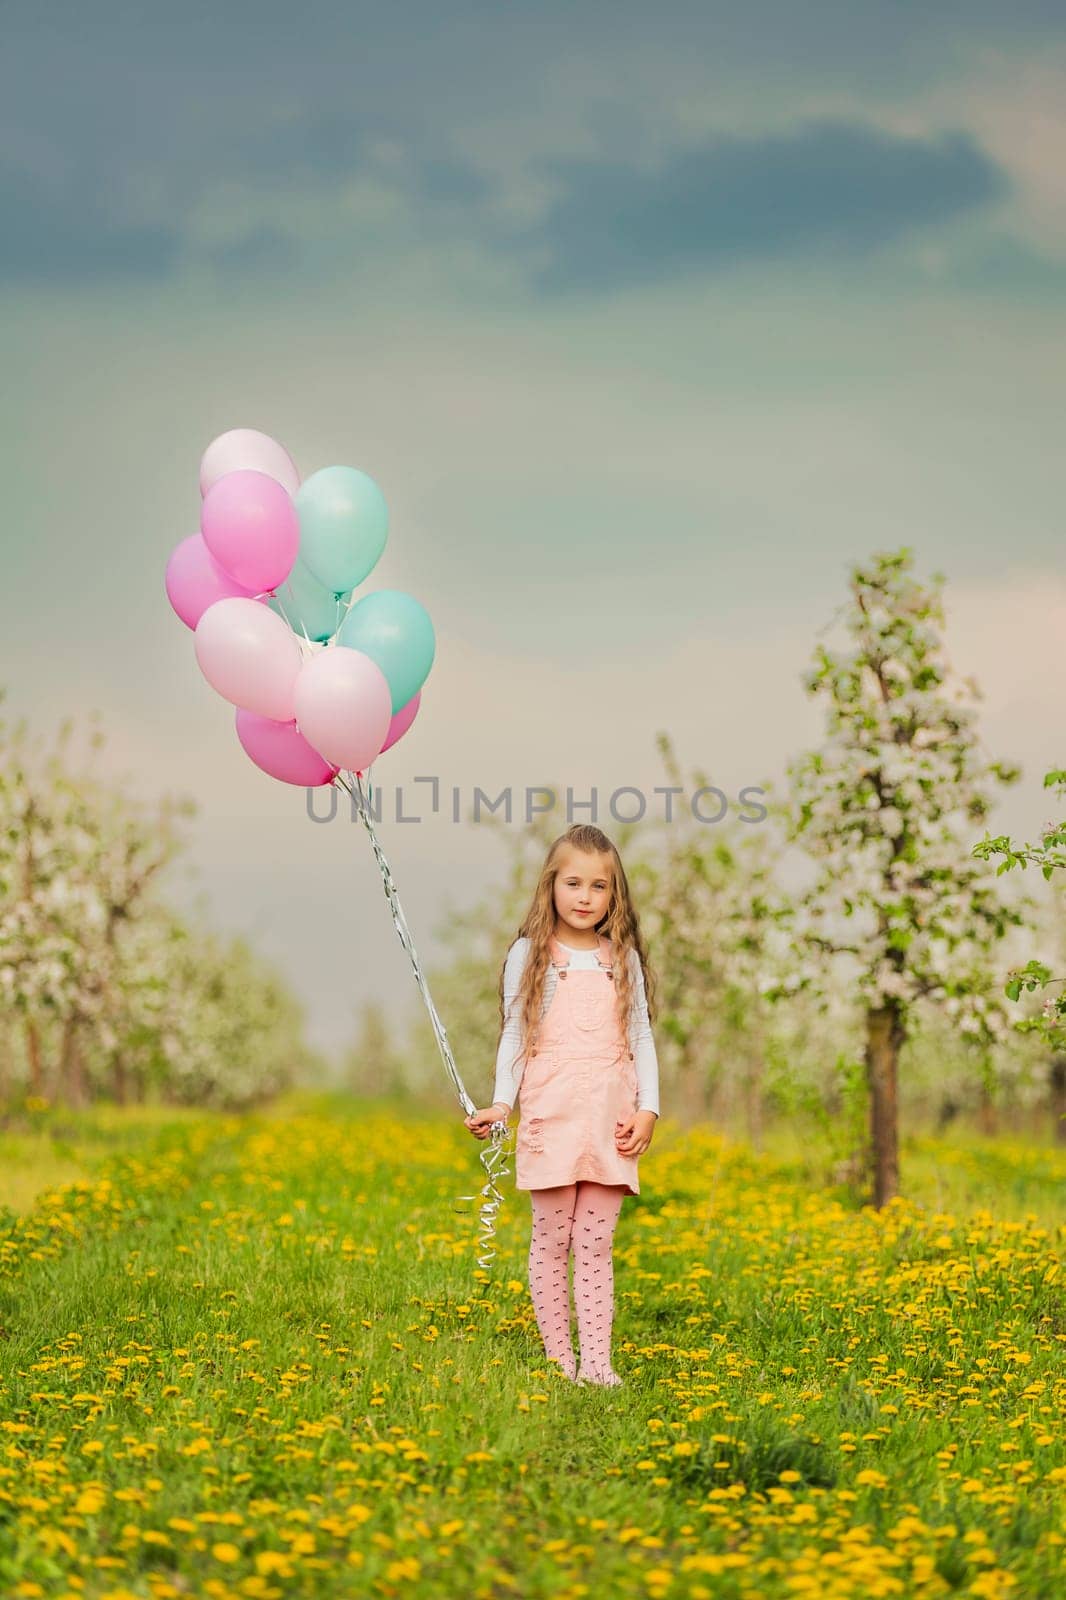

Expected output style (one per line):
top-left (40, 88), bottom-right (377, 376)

top-left (549, 933), bottom-right (614, 978)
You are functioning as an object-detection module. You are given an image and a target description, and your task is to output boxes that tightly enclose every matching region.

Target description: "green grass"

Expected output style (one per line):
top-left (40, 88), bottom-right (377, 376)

top-left (0, 1095), bottom-right (1062, 1599)
top-left (732, 1117), bottom-right (1066, 1230)
top-left (0, 1100), bottom-right (207, 1213)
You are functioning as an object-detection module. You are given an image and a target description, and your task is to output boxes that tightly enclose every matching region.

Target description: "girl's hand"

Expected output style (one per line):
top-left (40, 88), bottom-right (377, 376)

top-left (615, 1109), bottom-right (657, 1157)
top-left (465, 1104), bottom-right (511, 1140)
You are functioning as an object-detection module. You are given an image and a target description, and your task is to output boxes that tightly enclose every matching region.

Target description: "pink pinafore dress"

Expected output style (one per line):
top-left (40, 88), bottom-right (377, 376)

top-left (515, 933), bottom-right (640, 1196)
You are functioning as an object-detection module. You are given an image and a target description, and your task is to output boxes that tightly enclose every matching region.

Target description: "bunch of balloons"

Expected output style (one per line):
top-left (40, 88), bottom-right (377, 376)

top-left (164, 427), bottom-right (509, 1271)
top-left (164, 427), bottom-right (434, 787)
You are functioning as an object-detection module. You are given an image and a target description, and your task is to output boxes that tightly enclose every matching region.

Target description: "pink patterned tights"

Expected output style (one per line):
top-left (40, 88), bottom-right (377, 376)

top-left (528, 1181), bottom-right (626, 1386)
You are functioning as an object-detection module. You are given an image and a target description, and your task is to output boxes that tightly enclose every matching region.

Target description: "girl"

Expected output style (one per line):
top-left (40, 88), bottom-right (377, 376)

top-left (465, 823), bottom-right (660, 1388)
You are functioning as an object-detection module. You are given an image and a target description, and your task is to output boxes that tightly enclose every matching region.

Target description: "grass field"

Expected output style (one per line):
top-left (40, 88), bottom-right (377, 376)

top-left (0, 1094), bottom-right (1062, 1599)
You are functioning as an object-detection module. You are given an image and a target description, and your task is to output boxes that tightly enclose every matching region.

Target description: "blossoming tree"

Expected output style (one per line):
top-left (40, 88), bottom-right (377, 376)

top-left (784, 549), bottom-right (1030, 1206)
top-left (973, 767), bottom-right (1066, 1138)
top-left (0, 694), bottom-right (312, 1108)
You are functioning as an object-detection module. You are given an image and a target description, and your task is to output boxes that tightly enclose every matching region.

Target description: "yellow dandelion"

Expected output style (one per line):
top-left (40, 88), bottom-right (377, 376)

top-left (255, 1552), bottom-right (291, 1576)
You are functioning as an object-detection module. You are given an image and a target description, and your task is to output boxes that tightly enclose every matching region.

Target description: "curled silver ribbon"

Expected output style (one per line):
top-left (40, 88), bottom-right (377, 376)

top-left (332, 766), bottom-right (511, 1272)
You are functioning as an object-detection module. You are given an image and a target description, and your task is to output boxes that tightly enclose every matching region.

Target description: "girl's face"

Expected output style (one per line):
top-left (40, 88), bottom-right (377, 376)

top-left (553, 848), bottom-right (613, 940)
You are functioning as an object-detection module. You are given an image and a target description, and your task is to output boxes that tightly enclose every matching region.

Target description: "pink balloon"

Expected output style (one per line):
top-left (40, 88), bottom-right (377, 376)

top-left (165, 533), bottom-right (260, 630)
top-left (201, 469), bottom-right (300, 593)
top-left (293, 647), bottom-right (392, 772)
top-left (200, 428), bottom-right (300, 497)
top-left (380, 690), bottom-right (421, 754)
top-left (235, 708), bottom-right (339, 787)
top-left (194, 597), bottom-right (304, 720)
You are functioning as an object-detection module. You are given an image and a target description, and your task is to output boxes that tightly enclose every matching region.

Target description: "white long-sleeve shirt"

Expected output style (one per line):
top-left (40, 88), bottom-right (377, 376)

top-left (491, 936), bottom-right (660, 1117)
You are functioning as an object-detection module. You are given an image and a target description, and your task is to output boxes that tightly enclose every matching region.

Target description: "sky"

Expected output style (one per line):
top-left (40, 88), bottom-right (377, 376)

top-left (3, 2), bottom-right (1065, 1067)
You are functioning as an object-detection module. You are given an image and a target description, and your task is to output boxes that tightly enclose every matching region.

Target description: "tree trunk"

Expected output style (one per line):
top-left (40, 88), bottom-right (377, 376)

top-left (744, 1053), bottom-right (764, 1152)
top-left (865, 1002), bottom-right (903, 1207)
top-left (60, 1016), bottom-right (88, 1107)
top-left (681, 1042), bottom-right (707, 1126)
top-left (24, 1015), bottom-right (44, 1097)
top-left (1050, 1055), bottom-right (1066, 1146)
top-left (111, 1051), bottom-right (128, 1105)
top-left (978, 1077), bottom-right (998, 1137)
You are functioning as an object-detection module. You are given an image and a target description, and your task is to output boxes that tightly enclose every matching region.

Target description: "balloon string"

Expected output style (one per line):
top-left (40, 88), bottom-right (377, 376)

top-left (266, 586), bottom-right (290, 624)
top-left (332, 766), bottom-right (510, 1271)
top-left (267, 584), bottom-right (314, 654)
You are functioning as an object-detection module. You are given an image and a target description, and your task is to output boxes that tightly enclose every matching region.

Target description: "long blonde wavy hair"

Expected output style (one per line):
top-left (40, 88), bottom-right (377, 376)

top-left (497, 824), bottom-right (658, 1068)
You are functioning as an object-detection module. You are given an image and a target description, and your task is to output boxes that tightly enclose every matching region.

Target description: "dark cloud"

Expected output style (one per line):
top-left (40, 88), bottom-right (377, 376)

top-left (207, 224), bottom-right (301, 276)
top-left (0, 0), bottom-right (1050, 297)
top-left (240, 113), bottom-right (369, 182)
top-left (946, 234), bottom-right (1066, 296)
top-left (0, 163), bottom-right (179, 282)
top-left (410, 156), bottom-right (492, 208)
top-left (234, 112), bottom-right (492, 206)
top-left (0, 117), bottom-right (1017, 296)
top-left (515, 121), bottom-right (1009, 294)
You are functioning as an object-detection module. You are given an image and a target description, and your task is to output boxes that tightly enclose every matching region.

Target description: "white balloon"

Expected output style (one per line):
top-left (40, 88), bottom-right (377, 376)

top-left (199, 428), bottom-right (300, 497)
top-left (293, 647), bottom-right (392, 772)
top-left (194, 597), bottom-right (304, 721)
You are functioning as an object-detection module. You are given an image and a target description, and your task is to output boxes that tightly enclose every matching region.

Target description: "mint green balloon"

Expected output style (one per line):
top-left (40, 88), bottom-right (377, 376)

top-left (296, 466), bottom-right (388, 593)
top-left (337, 589), bottom-right (435, 714)
top-left (269, 557), bottom-right (351, 642)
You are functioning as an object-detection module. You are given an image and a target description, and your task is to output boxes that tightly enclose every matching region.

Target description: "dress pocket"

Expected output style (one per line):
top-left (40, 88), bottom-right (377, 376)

top-left (573, 985), bottom-right (604, 1032)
